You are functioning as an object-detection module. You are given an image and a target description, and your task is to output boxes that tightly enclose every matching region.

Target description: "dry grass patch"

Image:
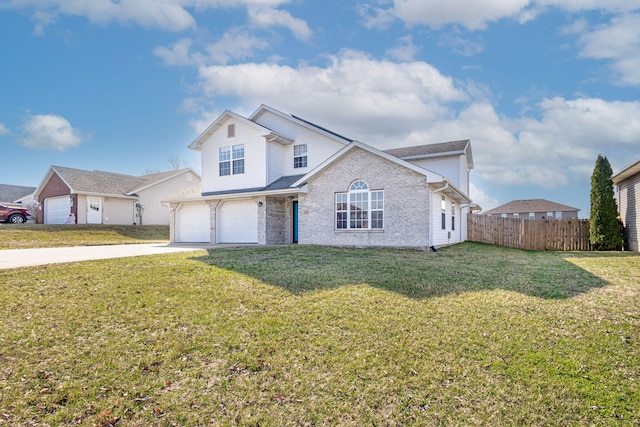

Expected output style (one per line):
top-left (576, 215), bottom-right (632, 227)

top-left (0, 243), bottom-right (638, 426)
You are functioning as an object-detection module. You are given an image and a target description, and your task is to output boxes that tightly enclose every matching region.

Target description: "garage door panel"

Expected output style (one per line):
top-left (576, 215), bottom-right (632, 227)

top-left (45, 196), bottom-right (71, 224)
top-left (218, 200), bottom-right (257, 243)
top-left (177, 203), bottom-right (210, 243)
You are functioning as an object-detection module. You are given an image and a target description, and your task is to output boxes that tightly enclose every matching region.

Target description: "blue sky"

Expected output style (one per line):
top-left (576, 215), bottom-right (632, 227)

top-left (2, 0), bottom-right (640, 216)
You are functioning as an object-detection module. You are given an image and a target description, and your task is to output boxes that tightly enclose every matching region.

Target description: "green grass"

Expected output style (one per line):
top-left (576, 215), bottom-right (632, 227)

top-left (0, 242), bottom-right (638, 426)
top-left (0, 224), bottom-right (169, 248)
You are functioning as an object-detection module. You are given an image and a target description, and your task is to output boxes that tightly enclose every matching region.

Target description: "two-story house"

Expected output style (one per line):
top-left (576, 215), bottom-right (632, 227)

top-left (167, 105), bottom-right (477, 249)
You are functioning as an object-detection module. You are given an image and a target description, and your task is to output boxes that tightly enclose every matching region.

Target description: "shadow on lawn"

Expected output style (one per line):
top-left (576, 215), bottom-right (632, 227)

top-left (193, 242), bottom-right (613, 300)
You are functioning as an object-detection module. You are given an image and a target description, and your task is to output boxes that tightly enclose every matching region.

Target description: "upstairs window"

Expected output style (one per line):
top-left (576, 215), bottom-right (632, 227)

top-left (232, 144), bottom-right (244, 174)
top-left (219, 146), bottom-right (231, 176)
top-left (293, 144), bottom-right (308, 168)
top-left (227, 124), bottom-right (235, 138)
top-left (336, 180), bottom-right (383, 230)
top-left (219, 144), bottom-right (245, 176)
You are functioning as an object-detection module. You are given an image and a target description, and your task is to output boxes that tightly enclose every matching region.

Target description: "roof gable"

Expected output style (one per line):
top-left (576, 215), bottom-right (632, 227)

top-left (188, 110), bottom-right (271, 151)
top-left (292, 140), bottom-right (472, 205)
top-left (249, 104), bottom-right (353, 145)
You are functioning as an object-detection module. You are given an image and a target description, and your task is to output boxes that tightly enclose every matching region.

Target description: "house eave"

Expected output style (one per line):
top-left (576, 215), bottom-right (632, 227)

top-left (612, 159), bottom-right (640, 185)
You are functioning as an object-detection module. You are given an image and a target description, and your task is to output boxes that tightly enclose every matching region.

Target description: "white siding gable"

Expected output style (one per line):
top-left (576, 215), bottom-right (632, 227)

top-left (253, 110), bottom-right (348, 178)
top-left (200, 118), bottom-right (267, 194)
top-left (405, 154), bottom-right (469, 196)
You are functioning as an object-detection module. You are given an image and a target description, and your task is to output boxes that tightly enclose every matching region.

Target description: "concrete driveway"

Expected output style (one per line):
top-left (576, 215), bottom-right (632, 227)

top-left (0, 244), bottom-right (210, 270)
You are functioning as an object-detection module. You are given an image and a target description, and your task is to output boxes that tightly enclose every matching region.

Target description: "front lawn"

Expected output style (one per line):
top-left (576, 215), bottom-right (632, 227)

top-left (0, 243), bottom-right (638, 426)
top-left (0, 224), bottom-right (169, 249)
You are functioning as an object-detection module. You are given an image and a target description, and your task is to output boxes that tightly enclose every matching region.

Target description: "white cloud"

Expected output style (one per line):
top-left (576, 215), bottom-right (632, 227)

top-left (438, 31), bottom-right (485, 56)
top-left (247, 5), bottom-right (312, 41)
top-left (206, 28), bottom-right (270, 64)
top-left (364, 0), bottom-right (640, 30)
top-left (154, 38), bottom-right (203, 66)
top-left (469, 182), bottom-right (501, 212)
top-left (576, 13), bottom-right (640, 85)
top-left (382, 0), bottom-right (531, 30)
top-left (20, 114), bottom-right (90, 151)
top-left (0, 123), bottom-right (9, 135)
top-left (386, 35), bottom-right (418, 61)
top-left (196, 49), bottom-right (468, 141)
top-left (3, 0), bottom-right (298, 33)
top-left (425, 97), bottom-right (640, 189)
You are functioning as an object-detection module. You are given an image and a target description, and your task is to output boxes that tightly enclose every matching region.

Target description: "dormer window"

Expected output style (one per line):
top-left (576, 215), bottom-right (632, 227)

top-left (293, 144), bottom-right (307, 168)
top-left (227, 124), bottom-right (235, 138)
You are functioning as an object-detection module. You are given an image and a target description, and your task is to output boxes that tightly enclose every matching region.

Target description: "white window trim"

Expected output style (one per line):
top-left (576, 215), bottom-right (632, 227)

top-left (336, 180), bottom-right (384, 231)
top-left (293, 144), bottom-right (308, 169)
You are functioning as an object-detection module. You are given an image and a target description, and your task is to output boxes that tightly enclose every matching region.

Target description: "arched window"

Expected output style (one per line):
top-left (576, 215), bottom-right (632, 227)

top-left (336, 180), bottom-right (384, 230)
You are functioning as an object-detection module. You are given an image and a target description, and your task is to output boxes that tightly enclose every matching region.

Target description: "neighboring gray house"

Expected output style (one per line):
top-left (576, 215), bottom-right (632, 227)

top-left (167, 104), bottom-right (478, 248)
top-left (483, 199), bottom-right (579, 219)
top-left (0, 183), bottom-right (36, 204)
top-left (612, 158), bottom-right (640, 251)
top-left (33, 166), bottom-right (200, 225)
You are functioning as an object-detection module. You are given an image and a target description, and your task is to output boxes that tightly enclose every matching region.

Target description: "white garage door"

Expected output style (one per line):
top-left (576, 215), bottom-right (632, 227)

top-left (218, 200), bottom-right (258, 243)
top-left (176, 202), bottom-right (211, 243)
top-left (45, 196), bottom-right (71, 224)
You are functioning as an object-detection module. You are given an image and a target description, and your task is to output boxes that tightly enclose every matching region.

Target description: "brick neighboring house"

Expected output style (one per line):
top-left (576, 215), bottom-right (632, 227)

top-left (34, 166), bottom-right (200, 225)
top-left (167, 104), bottom-right (479, 248)
top-left (612, 158), bottom-right (640, 251)
top-left (483, 199), bottom-right (580, 219)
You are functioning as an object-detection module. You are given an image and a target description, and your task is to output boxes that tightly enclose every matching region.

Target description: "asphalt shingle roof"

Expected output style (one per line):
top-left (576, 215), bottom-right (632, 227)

top-left (201, 174), bottom-right (306, 197)
top-left (384, 140), bottom-right (469, 159)
top-left (51, 166), bottom-right (189, 196)
top-left (0, 184), bottom-right (36, 203)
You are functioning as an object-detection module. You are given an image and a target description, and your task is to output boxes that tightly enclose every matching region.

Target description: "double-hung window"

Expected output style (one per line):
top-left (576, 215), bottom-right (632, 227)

top-left (232, 144), bottom-right (244, 174)
top-left (219, 144), bottom-right (245, 176)
top-left (293, 144), bottom-right (307, 168)
top-left (335, 180), bottom-right (383, 230)
top-left (219, 146), bottom-right (231, 176)
top-left (441, 196), bottom-right (446, 230)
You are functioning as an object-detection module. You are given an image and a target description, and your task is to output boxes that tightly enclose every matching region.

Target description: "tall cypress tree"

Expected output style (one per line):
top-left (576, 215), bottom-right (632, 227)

top-left (589, 155), bottom-right (622, 250)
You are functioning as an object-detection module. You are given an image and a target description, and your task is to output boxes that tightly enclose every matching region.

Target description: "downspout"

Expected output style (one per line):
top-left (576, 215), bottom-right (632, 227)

top-left (430, 181), bottom-right (449, 249)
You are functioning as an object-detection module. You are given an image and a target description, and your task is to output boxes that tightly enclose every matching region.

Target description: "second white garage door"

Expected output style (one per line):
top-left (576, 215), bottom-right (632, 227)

top-left (45, 196), bottom-right (71, 224)
top-left (176, 202), bottom-right (211, 243)
top-left (218, 200), bottom-right (258, 243)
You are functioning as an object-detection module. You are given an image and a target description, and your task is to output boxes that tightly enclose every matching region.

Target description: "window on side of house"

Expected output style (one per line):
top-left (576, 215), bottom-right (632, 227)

top-left (556, 211), bottom-right (563, 219)
top-left (451, 205), bottom-right (455, 231)
top-left (546, 211), bottom-right (554, 219)
top-left (513, 213), bottom-right (519, 219)
top-left (227, 124), bottom-right (235, 138)
top-left (529, 212), bottom-right (535, 219)
top-left (441, 196), bottom-right (446, 230)
top-left (232, 144), bottom-right (244, 174)
top-left (293, 144), bottom-right (308, 168)
top-left (335, 180), bottom-right (383, 230)
top-left (219, 146), bottom-right (231, 176)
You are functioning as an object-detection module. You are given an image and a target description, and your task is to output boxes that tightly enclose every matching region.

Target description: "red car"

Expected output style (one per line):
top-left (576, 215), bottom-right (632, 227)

top-left (0, 204), bottom-right (32, 223)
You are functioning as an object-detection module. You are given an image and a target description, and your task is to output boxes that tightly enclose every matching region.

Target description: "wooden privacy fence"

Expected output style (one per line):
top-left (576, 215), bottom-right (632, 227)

top-left (467, 215), bottom-right (592, 251)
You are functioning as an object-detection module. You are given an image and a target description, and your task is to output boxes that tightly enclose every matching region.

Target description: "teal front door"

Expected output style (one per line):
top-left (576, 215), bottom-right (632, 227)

top-left (293, 201), bottom-right (299, 243)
